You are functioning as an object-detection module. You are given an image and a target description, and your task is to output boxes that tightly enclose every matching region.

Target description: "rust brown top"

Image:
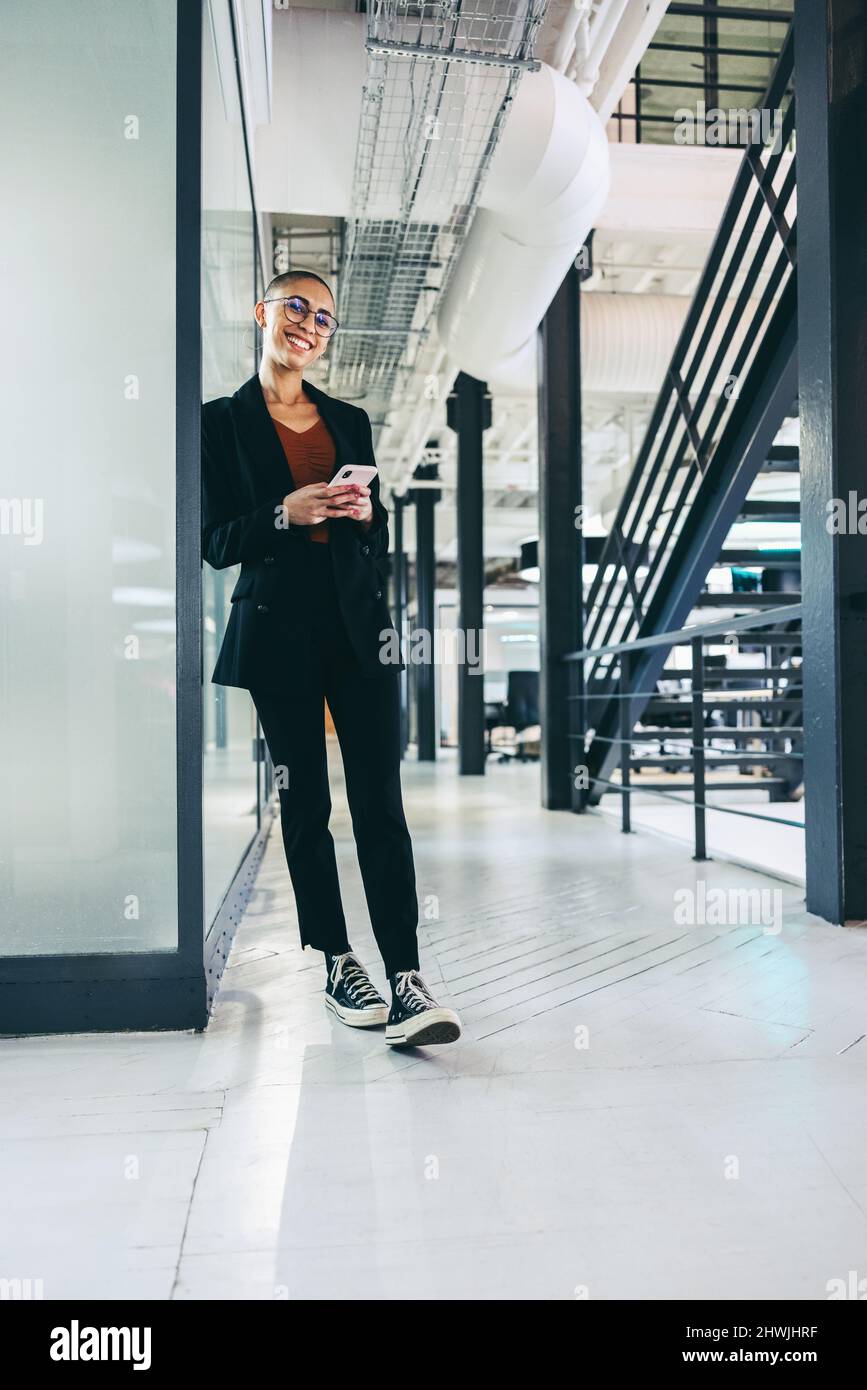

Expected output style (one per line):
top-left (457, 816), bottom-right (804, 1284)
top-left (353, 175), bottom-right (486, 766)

top-left (272, 415), bottom-right (336, 544)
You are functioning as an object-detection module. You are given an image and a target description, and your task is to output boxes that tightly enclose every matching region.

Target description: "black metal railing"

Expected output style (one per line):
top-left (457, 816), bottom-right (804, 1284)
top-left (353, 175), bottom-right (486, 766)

top-left (567, 606), bottom-right (803, 856)
top-left (582, 27), bottom-right (796, 795)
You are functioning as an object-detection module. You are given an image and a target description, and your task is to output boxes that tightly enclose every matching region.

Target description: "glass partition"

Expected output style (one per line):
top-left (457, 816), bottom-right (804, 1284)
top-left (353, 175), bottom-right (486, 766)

top-left (0, 0), bottom-right (179, 955)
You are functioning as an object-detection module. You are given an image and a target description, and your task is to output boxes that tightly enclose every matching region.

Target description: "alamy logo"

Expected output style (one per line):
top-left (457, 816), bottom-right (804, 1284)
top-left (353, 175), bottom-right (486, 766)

top-left (674, 101), bottom-right (784, 155)
top-left (825, 492), bottom-right (867, 534)
top-left (49, 1320), bottom-right (152, 1371)
top-left (674, 883), bottom-right (782, 934)
top-left (0, 497), bottom-right (44, 545)
top-left (378, 626), bottom-right (486, 671)
top-left (826, 1270), bottom-right (867, 1299)
top-left (0, 1276), bottom-right (44, 1299)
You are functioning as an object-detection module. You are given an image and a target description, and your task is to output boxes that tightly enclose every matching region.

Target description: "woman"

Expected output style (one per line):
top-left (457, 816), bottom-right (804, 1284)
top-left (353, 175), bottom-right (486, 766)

top-left (202, 269), bottom-right (461, 1048)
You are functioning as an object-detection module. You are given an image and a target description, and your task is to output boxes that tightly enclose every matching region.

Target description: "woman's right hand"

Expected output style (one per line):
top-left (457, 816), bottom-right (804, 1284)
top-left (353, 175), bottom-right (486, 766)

top-left (280, 483), bottom-right (357, 527)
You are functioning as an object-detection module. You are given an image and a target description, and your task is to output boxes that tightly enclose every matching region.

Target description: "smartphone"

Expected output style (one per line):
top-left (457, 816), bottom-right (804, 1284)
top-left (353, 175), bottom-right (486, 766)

top-left (328, 463), bottom-right (378, 489)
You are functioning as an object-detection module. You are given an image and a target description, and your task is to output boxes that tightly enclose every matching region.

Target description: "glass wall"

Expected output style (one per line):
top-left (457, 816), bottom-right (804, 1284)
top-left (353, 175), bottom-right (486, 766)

top-left (0, 0), bottom-right (179, 955)
top-left (201, 0), bottom-right (263, 930)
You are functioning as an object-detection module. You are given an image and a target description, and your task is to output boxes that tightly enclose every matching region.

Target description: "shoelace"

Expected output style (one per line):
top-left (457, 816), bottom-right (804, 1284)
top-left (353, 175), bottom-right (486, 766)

top-left (393, 970), bottom-right (438, 1010)
top-left (330, 952), bottom-right (383, 1006)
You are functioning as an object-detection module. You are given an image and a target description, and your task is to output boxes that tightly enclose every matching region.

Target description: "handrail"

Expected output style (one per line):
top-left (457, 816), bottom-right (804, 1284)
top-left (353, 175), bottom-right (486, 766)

top-left (570, 606), bottom-right (805, 859)
top-left (588, 776), bottom-right (805, 832)
top-left (565, 603), bottom-right (802, 663)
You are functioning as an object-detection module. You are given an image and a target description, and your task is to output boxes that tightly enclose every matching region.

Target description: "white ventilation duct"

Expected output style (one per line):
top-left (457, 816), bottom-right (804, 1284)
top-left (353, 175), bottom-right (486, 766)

top-left (485, 287), bottom-right (766, 398)
top-left (585, 291), bottom-right (765, 397)
top-left (435, 63), bottom-right (610, 387)
top-left (472, 290), bottom-right (689, 399)
top-left (582, 293), bottom-right (688, 394)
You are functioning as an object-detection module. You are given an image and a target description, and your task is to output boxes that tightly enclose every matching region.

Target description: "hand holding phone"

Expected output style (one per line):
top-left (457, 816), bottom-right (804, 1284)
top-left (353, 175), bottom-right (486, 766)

top-left (280, 463), bottom-right (378, 528)
top-left (325, 463), bottom-right (377, 524)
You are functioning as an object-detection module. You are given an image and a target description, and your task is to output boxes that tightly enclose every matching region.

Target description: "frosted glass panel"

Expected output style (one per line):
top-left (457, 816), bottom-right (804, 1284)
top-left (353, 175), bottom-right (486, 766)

top-left (0, 1), bottom-right (179, 954)
top-left (202, 0), bottom-right (260, 930)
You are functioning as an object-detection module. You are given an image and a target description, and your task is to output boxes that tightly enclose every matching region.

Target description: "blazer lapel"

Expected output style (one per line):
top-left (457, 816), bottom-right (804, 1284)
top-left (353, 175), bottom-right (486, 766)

top-left (232, 373), bottom-right (359, 503)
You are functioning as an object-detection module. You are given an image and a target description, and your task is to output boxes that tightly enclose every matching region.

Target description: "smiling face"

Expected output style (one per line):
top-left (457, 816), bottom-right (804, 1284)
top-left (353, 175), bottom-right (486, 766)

top-left (255, 274), bottom-right (335, 373)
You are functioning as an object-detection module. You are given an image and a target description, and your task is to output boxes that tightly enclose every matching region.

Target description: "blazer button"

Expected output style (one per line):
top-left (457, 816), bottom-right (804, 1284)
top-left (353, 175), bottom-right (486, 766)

top-left (257, 603), bottom-right (269, 613)
top-left (360, 544), bottom-right (370, 557)
top-left (374, 589), bottom-right (382, 600)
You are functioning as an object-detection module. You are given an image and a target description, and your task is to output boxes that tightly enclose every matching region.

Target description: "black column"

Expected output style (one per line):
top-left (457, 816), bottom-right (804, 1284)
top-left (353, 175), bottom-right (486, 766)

top-left (410, 464), bottom-right (440, 761)
top-left (796, 0), bottom-right (867, 923)
top-left (393, 494), bottom-right (409, 757)
top-left (537, 260), bottom-right (584, 810)
top-left (447, 372), bottom-right (491, 775)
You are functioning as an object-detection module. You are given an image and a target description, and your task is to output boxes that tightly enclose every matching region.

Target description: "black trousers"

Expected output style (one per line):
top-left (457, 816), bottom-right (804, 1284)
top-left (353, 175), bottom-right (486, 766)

top-left (250, 542), bottom-right (420, 978)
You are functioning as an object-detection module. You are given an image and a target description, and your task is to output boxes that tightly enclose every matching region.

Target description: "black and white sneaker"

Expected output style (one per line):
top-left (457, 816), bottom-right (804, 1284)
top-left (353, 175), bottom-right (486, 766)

top-left (324, 952), bottom-right (389, 1028)
top-left (385, 971), bottom-right (462, 1047)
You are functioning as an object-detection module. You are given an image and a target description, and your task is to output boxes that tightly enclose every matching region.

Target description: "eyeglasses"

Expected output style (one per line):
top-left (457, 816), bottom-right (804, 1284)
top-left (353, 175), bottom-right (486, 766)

top-left (263, 295), bottom-right (339, 338)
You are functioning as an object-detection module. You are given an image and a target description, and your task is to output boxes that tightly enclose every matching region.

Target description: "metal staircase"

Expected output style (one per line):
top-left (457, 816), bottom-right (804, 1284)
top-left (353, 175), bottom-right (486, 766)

top-left (580, 28), bottom-right (798, 808)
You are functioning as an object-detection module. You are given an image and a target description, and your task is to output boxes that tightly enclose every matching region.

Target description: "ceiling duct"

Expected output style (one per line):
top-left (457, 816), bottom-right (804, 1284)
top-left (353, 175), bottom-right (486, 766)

top-left (325, 0), bottom-right (550, 422)
top-left (436, 58), bottom-right (609, 390)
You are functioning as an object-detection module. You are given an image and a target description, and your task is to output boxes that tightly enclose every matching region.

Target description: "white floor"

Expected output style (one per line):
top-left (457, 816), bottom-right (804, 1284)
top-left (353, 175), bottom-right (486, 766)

top-left (600, 787), bottom-right (807, 885)
top-left (2, 751), bottom-right (867, 1301)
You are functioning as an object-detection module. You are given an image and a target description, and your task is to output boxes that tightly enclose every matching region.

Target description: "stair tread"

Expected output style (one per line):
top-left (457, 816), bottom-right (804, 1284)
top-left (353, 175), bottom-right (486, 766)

top-left (632, 726), bottom-right (801, 738)
top-left (694, 591), bottom-right (801, 606)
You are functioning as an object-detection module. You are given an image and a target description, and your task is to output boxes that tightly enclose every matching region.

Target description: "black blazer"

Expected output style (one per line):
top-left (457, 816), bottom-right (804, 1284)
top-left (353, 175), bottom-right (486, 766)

top-left (202, 373), bottom-right (400, 689)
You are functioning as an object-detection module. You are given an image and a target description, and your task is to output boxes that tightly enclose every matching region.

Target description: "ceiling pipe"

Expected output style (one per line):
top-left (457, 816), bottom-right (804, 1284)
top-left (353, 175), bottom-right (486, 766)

top-left (579, 0), bottom-right (632, 93)
top-left (484, 289), bottom-right (762, 398)
top-left (435, 61), bottom-right (610, 387)
top-left (551, 0), bottom-right (593, 75)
